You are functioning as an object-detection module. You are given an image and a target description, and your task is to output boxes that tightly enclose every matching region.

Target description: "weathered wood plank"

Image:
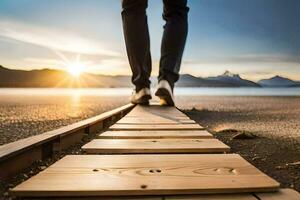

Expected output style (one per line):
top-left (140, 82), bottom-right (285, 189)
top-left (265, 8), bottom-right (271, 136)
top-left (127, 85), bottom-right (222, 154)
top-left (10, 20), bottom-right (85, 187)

top-left (11, 154), bottom-right (279, 197)
top-left (256, 189), bottom-right (300, 200)
top-left (123, 116), bottom-right (190, 120)
top-left (98, 130), bottom-right (213, 139)
top-left (116, 117), bottom-right (195, 125)
top-left (126, 105), bottom-right (188, 119)
top-left (110, 124), bottom-right (204, 131)
top-left (128, 104), bottom-right (182, 112)
top-left (82, 139), bottom-right (230, 154)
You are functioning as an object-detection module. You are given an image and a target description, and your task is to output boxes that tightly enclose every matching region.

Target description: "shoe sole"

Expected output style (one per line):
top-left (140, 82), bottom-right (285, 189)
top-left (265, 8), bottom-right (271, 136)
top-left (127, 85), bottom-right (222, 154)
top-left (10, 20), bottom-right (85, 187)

top-left (133, 94), bottom-right (152, 105)
top-left (155, 88), bottom-right (175, 106)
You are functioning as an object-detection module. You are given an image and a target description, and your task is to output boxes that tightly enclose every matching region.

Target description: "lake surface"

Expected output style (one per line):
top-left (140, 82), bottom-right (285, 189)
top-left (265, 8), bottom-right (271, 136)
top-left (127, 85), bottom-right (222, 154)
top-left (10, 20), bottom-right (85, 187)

top-left (0, 87), bottom-right (300, 96)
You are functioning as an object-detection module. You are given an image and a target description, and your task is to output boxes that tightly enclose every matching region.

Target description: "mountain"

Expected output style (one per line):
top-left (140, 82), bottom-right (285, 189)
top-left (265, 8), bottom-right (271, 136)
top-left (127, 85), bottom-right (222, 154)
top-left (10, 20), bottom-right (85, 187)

top-left (176, 74), bottom-right (242, 87)
top-left (258, 76), bottom-right (300, 87)
top-left (0, 65), bottom-right (131, 88)
top-left (0, 65), bottom-right (299, 88)
top-left (206, 71), bottom-right (260, 87)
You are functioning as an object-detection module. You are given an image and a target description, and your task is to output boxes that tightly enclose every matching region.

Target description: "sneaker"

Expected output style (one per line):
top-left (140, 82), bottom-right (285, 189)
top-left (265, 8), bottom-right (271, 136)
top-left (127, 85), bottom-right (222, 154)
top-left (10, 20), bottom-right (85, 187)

top-left (130, 88), bottom-right (152, 105)
top-left (155, 80), bottom-right (175, 106)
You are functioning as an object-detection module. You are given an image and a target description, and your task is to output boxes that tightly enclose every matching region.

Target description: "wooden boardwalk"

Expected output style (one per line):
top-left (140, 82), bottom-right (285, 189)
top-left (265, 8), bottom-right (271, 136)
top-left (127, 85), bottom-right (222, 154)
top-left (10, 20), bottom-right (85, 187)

top-left (10, 104), bottom-right (300, 199)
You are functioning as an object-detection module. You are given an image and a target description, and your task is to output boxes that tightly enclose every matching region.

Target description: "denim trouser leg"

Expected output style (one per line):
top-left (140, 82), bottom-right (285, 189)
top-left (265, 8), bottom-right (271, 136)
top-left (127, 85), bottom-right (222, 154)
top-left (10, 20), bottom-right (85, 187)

top-left (159, 0), bottom-right (189, 89)
top-left (122, 0), bottom-right (151, 91)
top-left (122, 0), bottom-right (189, 91)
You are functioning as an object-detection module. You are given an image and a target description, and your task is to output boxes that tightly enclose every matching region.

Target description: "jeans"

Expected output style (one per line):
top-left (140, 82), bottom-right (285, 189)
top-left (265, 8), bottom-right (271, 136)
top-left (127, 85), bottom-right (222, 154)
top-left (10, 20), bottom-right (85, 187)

top-left (122, 0), bottom-right (189, 91)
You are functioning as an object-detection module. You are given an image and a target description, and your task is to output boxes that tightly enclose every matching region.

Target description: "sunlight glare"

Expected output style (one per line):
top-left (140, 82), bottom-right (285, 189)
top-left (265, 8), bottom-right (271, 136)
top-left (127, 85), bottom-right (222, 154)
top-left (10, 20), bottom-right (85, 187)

top-left (67, 62), bottom-right (84, 78)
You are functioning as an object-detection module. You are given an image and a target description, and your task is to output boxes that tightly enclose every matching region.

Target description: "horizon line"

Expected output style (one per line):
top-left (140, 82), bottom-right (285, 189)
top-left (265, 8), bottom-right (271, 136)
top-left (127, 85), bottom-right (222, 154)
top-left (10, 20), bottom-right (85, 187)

top-left (1, 65), bottom-right (299, 82)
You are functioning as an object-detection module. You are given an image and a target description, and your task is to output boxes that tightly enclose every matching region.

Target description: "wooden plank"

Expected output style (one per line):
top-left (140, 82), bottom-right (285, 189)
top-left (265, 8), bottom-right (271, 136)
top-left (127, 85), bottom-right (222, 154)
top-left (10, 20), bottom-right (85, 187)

top-left (123, 113), bottom-right (191, 122)
top-left (178, 120), bottom-right (196, 124)
top-left (110, 124), bottom-right (204, 131)
top-left (0, 146), bottom-right (42, 181)
top-left (98, 130), bottom-right (213, 139)
top-left (82, 139), bottom-right (230, 154)
top-left (256, 189), bottom-right (300, 200)
top-left (122, 115), bottom-right (191, 120)
top-left (116, 117), bottom-right (195, 125)
top-left (11, 154), bottom-right (279, 197)
top-left (124, 112), bottom-right (189, 117)
top-left (128, 104), bottom-right (182, 113)
top-left (121, 115), bottom-right (192, 121)
top-left (126, 105), bottom-right (187, 119)
top-left (123, 115), bottom-right (191, 120)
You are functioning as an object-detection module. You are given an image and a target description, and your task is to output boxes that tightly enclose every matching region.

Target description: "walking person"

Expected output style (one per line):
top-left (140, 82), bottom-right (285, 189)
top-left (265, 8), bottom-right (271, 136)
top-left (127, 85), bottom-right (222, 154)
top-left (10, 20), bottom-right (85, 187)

top-left (121, 0), bottom-right (189, 106)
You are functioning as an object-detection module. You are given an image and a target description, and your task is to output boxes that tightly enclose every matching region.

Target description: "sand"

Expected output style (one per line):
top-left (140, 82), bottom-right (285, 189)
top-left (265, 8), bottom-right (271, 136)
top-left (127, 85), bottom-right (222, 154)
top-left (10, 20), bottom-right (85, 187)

top-left (1, 95), bottom-right (300, 148)
top-left (0, 95), bottom-right (129, 145)
top-left (176, 96), bottom-right (300, 151)
top-left (1, 95), bottom-right (300, 198)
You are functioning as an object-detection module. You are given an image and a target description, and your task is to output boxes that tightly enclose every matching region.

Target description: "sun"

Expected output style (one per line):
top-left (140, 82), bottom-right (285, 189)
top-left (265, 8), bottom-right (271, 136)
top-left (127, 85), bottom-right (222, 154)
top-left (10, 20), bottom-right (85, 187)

top-left (66, 62), bottom-right (84, 78)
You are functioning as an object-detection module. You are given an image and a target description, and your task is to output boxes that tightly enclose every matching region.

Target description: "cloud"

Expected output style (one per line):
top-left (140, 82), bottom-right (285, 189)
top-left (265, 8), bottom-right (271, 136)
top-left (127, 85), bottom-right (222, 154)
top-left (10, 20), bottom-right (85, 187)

top-left (226, 54), bottom-right (300, 64)
top-left (184, 54), bottom-right (300, 65)
top-left (0, 19), bottom-right (120, 57)
top-left (21, 55), bottom-right (130, 75)
top-left (181, 53), bottom-right (300, 81)
top-left (24, 57), bottom-right (64, 65)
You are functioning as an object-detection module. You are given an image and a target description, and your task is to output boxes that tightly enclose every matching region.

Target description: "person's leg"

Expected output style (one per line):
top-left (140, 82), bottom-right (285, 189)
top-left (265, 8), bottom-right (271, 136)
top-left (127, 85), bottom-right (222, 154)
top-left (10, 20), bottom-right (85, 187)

top-left (159, 0), bottom-right (189, 89)
top-left (121, 0), bottom-right (152, 92)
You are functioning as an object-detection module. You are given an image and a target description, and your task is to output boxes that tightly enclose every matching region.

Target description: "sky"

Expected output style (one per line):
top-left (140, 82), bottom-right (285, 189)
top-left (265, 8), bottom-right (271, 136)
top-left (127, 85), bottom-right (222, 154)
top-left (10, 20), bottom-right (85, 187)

top-left (0, 0), bottom-right (300, 81)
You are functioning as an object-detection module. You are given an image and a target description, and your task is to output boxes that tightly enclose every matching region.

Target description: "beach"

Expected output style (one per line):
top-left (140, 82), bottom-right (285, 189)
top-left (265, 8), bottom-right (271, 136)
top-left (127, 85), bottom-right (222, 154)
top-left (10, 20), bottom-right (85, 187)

top-left (177, 96), bottom-right (300, 151)
top-left (0, 94), bottom-right (128, 145)
top-left (0, 89), bottom-right (300, 196)
top-left (1, 91), bottom-right (299, 149)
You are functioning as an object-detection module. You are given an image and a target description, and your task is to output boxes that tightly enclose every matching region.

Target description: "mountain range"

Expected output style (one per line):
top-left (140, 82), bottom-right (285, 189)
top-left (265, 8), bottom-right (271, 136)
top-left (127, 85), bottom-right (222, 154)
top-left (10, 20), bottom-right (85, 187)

top-left (258, 76), bottom-right (300, 87)
top-left (0, 65), bottom-right (299, 88)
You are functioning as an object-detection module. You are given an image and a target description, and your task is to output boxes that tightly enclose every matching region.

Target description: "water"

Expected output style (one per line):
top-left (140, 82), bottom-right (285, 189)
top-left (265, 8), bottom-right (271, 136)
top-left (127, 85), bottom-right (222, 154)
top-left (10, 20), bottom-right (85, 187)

top-left (0, 87), bottom-right (299, 96)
